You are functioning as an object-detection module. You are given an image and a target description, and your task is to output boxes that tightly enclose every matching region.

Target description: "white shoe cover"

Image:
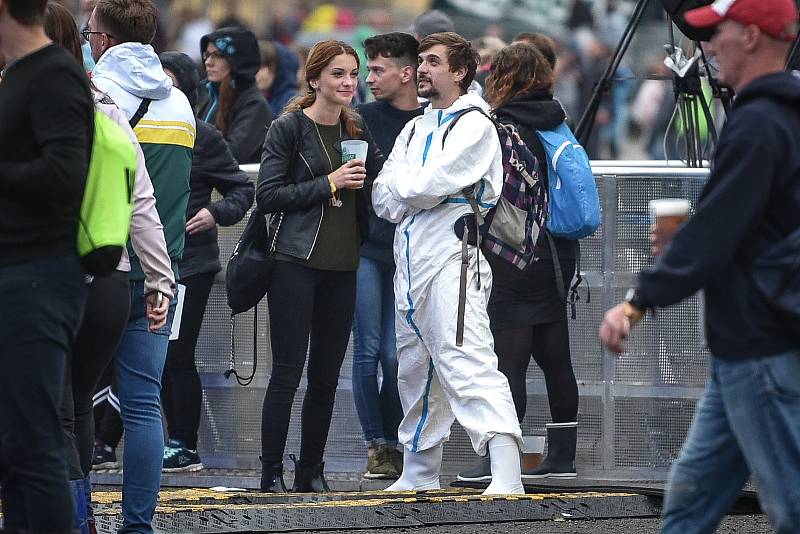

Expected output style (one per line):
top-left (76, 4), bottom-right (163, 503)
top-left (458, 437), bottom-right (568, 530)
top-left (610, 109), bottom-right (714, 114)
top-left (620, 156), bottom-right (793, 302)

top-left (482, 434), bottom-right (525, 495)
top-left (385, 445), bottom-right (442, 491)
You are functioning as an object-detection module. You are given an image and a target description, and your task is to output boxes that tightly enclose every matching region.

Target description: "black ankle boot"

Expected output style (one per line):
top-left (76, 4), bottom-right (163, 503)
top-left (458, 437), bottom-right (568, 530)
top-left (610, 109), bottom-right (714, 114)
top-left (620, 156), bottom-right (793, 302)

top-left (260, 456), bottom-right (288, 493)
top-left (290, 454), bottom-right (331, 493)
top-left (522, 422), bottom-right (577, 479)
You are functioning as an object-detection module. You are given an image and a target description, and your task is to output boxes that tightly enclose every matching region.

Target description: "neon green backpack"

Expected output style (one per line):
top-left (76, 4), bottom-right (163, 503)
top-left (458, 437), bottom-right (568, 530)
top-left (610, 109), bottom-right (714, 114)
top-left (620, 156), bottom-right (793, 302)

top-left (77, 109), bottom-right (136, 276)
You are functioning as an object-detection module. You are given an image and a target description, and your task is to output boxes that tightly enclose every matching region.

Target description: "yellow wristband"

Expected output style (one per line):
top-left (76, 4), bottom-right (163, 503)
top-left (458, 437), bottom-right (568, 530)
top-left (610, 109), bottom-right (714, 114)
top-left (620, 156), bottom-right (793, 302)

top-left (622, 301), bottom-right (644, 326)
top-left (328, 176), bottom-right (337, 195)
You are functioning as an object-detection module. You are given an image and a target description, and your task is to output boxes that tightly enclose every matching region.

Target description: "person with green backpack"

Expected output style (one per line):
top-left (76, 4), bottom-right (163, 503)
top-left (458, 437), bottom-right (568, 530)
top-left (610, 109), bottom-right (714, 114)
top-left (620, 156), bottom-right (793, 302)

top-left (43, 4), bottom-right (176, 532)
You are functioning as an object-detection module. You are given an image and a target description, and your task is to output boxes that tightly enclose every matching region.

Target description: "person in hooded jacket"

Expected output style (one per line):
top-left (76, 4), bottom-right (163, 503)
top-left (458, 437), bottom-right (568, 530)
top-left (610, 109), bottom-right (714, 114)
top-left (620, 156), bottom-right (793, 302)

top-left (159, 51), bottom-right (255, 473)
top-left (87, 0), bottom-right (194, 530)
top-left (198, 27), bottom-right (272, 164)
top-left (457, 43), bottom-right (580, 483)
top-left (373, 32), bottom-right (523, 496)
top-left (601, 1), bottom-right (800, 530)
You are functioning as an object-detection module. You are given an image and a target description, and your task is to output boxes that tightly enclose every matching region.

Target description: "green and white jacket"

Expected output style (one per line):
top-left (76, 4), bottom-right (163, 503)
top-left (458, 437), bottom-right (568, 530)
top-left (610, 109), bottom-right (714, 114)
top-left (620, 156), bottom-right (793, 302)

top-left (93, 42), bottom-right (196, 283)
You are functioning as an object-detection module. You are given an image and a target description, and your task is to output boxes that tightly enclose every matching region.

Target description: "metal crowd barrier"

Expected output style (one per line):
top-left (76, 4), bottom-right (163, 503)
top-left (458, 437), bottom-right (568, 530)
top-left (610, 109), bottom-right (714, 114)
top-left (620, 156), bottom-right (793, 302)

top-left (192, 162), bottom-right (710, 480)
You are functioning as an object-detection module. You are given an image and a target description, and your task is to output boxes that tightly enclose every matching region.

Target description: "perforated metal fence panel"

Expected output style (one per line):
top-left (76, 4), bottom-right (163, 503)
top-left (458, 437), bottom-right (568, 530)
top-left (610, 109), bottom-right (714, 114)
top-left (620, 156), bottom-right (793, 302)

top-left (190, 164), bottom-right (711, 480)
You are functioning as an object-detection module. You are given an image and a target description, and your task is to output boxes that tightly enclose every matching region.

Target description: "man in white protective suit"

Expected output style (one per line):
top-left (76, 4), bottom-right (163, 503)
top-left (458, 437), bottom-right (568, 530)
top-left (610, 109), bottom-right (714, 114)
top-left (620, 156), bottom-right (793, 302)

top-left (372, 31), bottom-right (524, 495)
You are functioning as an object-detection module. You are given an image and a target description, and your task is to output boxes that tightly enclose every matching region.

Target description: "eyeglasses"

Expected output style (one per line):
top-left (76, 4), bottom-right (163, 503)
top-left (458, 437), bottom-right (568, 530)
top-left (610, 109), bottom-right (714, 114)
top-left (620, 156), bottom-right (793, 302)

top-left (202, 51), bottom-right (226, 62)
top-left (81, 26), bottom-right (114, 41)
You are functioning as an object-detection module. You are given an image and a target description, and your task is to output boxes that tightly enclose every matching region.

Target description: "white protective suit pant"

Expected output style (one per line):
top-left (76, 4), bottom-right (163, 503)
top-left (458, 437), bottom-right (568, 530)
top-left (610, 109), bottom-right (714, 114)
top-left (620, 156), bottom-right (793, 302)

top-left (395, 247), bottom-right (522, 456)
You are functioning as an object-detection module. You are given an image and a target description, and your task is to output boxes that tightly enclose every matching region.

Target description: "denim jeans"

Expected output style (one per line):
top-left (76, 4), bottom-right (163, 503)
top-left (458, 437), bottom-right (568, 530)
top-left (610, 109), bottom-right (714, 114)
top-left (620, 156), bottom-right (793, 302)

top-left (661, 350), bottom-right (800, 534)
top-left (352, 256), bottom-right (403, 446)
top-left (0, 256), bottom-right (87, 531)
top-left (116, 280), bottom-right (176, 534)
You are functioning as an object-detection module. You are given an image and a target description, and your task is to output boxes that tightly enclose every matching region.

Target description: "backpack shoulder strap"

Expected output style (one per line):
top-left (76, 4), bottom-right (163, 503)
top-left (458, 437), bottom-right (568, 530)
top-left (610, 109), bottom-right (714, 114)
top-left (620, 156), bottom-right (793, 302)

top-left (129, 98), bottom-right (153, 129)
top-left (404, 115), bottom-right (428, 149)
top-left (442, 106), bottom-right (492, 146)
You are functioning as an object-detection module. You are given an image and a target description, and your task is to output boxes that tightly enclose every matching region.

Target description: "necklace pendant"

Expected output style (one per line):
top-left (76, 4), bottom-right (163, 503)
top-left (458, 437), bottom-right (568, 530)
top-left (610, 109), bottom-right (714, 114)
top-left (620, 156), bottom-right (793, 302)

top-left (330, 197), bottom-right (343, 208)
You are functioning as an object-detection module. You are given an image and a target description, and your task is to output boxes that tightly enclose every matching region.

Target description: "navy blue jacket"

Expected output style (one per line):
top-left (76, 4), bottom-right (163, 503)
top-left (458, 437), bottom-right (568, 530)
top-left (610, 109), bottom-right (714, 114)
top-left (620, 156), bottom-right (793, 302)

top-left (180, 120), bottom-right (254, 278)
top-left (358, 100), bottom-right (424, 265)
top-left (637, 72), bottom-right (800, 359)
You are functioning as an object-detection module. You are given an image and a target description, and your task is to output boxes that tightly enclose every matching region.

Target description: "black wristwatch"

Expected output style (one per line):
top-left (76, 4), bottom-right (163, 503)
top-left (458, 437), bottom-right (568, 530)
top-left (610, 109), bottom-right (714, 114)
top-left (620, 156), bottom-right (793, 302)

top-left (624, 287), bottom-right (648, 318)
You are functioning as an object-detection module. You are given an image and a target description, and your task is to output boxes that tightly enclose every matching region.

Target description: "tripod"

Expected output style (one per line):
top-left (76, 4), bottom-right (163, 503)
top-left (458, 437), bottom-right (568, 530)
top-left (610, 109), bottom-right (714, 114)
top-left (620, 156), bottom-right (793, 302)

top-left (575, 0), bottom-right (651, 148)
top-left (575, 0), bottom-right (722, 166)
top-left (669, 59), bottom-right (716, 166)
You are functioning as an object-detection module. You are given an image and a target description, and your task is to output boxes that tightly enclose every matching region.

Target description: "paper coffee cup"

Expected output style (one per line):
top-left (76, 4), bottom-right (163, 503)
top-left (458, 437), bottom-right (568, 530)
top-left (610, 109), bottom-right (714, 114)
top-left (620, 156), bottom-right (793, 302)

top-left (521, 435), bottom-right (545, 471)
top-left (341, 140), bottom-right (368, 163)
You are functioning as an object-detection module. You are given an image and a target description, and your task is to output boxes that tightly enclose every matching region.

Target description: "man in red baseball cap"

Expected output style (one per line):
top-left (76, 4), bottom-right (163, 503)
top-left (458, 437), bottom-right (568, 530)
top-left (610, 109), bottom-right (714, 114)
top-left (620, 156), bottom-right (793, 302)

top-left (600, 0), bottom-right (800, 532)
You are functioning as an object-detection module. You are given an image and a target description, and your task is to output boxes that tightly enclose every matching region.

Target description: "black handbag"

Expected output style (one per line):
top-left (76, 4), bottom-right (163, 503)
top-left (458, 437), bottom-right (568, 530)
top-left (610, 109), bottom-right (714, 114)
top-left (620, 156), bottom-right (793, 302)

top-left (225, 208), bottom-right (283, 315)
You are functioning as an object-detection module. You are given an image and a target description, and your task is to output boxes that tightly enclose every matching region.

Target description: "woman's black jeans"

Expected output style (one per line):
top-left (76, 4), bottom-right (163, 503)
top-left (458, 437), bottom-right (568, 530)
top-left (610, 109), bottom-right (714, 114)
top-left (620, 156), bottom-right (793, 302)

top-left (162, 272), bottom-right (216, 450)
top-left (62, 270), bottom-right (130, 478)
top-left (261, 261), bottom-right (356, 468)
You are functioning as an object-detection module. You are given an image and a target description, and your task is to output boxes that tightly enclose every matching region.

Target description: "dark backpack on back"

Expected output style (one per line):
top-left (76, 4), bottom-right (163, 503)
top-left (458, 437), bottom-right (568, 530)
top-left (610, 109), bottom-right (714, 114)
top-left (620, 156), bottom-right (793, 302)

top-left (437, 107), bottom-right (548, 270)
top-left (443, 107), bottom-right (587, 319)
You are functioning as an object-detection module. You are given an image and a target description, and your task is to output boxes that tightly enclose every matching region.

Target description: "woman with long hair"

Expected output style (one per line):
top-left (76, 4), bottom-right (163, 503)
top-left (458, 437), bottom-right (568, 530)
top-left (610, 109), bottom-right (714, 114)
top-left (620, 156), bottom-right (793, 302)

top-left (44, 2), bottom-right (175, 528)
top-left (458, 43), bottom-right (580, 483)
top-left (256, 40), bottom-right (384, 493)
top-left (198, 27), bottom-right (272, 163)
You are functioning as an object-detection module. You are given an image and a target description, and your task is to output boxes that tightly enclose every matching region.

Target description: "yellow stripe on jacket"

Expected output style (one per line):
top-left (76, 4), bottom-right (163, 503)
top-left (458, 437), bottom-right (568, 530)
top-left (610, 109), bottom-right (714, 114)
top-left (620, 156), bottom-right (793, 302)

top-left (134, 120), bottom-right (196, 148)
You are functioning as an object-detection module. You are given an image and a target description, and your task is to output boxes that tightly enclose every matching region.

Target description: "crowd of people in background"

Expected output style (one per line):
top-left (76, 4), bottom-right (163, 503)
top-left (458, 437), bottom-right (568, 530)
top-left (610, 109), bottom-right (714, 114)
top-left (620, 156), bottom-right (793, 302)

top-left (5, 0), bottom-right (798, 533)
top-left (46, 0), bottom-right (682, 161)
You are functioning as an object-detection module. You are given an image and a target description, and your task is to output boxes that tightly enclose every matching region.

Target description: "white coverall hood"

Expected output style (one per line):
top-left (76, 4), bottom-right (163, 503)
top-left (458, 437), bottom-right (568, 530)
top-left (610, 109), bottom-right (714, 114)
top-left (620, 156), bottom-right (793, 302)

top-left (372, 92), bottom-right (522, 457)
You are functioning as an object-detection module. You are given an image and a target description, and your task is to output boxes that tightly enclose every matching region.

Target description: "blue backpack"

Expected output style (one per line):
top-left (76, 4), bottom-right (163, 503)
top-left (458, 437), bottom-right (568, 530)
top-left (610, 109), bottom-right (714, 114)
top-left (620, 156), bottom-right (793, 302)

top-left (536, 124), bottom-right (600, 240)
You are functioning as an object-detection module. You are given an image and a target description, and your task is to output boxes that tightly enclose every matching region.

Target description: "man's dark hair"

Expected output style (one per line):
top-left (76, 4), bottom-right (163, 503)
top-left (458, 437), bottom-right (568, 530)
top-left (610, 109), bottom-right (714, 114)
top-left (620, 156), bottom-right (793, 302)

top-left (94, 0), bottom-right (158, 44)
top-left (364, 32), bottom-right (419, 69)
top-left (418, 32), bottom-right (479, 93)
top-left (4, 0), bottom-right (48, 26)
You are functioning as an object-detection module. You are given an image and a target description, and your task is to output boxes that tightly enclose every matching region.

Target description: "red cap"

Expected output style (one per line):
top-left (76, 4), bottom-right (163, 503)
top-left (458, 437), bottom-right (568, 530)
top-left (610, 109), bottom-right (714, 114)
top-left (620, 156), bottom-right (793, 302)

top-left (684, 0), bottom-right (799, 42)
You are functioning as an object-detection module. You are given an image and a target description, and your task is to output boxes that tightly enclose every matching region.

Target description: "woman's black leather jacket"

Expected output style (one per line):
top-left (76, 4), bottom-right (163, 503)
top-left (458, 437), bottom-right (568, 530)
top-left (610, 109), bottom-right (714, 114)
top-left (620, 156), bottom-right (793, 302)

top-left (256, 110), bottom-right (384, 260)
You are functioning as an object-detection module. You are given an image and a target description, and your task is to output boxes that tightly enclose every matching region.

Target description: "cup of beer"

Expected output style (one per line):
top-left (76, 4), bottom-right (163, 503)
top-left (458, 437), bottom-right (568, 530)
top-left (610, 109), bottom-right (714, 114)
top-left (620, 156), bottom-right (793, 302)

top-left (648, 198), bottom-right (690, 255)
top-left (521, 436), bottom-right (546, 471)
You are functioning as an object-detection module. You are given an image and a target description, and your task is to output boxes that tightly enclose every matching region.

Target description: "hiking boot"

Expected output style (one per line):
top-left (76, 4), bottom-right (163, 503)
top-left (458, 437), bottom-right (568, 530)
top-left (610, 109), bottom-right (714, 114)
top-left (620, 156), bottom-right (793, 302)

top-left (162, 439), bottom-right (203, 473)
top-left (388, 446), bottom-right (404, 476)
top-left (91, 440), bottom-right (119, 470)
top-left (523, 422), bottom-right (577, 479)
top-left (364, 445), bottom-right (400, 480)
top-left (456, 454), bottom-right (492, 482)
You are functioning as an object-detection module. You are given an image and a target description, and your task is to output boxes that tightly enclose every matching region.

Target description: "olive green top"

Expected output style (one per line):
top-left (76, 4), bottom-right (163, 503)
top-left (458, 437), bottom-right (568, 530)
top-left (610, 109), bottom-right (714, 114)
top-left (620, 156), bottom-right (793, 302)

top-left (277, 120), bottom-right (360, 271)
